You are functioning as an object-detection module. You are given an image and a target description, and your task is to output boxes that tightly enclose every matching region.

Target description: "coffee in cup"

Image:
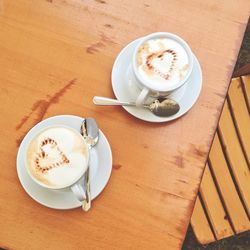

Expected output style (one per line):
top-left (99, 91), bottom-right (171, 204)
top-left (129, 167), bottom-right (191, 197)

top-left (132, 32), bottom-right (194, 106)
top-left (25, 126), bottom-right (89, 190)
top-left (136, 37), bottom-right (189, 88)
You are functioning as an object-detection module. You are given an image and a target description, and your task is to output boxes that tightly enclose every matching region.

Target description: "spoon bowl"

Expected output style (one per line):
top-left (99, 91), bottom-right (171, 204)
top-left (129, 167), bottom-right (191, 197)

top-left (147, 98), bottom-right (180, 117)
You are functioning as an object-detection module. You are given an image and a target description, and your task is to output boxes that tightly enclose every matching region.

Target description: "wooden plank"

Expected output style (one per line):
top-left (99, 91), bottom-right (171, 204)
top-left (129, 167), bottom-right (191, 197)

top-left (241, 75), bottom-right (250, 111)
top-left (191, 196), bottom-right (215, 244)
top-left (228, 78), bottom-right (250, 165)
top-left (219, 100), bottom-right (250, 216)
top-left (209, 133), bottom-right (250, 233)
top-left (199, 165), bottom-right (234, 240)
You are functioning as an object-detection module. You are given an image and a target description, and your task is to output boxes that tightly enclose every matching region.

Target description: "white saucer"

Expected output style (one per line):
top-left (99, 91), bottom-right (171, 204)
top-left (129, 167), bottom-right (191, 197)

top-left (111, 38), bottom-right (202, 122)
top-left (16, 115), bottom-right (112, 210)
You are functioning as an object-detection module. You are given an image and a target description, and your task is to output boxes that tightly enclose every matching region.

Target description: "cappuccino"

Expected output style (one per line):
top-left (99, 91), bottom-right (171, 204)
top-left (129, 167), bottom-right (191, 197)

top-left (25, 126), bottom-right (89, 189)
top-left (136, 38), bottom-right (189, 88)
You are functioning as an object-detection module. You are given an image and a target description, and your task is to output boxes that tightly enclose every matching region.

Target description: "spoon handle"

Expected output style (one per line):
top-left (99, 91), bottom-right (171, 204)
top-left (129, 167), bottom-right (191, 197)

top-left (82, 166), bottom-right (91, 211)
top-left (81, 119), bottom-right (92, 212)
top-left (93, 96), bottom-right (135, 106)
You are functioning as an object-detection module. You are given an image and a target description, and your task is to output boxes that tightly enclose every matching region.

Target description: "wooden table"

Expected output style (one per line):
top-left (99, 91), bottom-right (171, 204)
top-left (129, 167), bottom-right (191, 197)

top-left (0, 1), bottom-right (249, 249)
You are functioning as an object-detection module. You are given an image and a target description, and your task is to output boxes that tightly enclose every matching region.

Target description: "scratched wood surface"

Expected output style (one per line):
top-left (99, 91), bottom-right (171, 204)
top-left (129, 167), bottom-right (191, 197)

top-left (0, 1), bottom-right (249, 250)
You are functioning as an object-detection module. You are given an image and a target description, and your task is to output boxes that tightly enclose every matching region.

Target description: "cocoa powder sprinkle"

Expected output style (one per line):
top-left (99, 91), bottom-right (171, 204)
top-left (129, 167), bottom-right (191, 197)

top-left (34, 137), bottom-right (70, 173)
top-left (145, 49), bottom-right (178, 80)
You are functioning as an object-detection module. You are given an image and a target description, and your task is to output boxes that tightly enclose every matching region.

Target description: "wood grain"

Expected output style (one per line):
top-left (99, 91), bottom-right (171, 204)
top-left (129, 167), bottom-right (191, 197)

top-left (0, 0), bottom-right (250, 249)
top-left (209, 134), bottom-right (250, 233)
top-left (191, 196), bottom-right (215, 244)
top-left (199, 165), bottom-right (233, 240)
top-left (228, 78), bottom-right (250, 165)
top-left (242, 75), bottom-right (250, 110)
top-left (191, 76), bottom-right (250, 245)
top-left (219, 100), bottom-right (250, 216)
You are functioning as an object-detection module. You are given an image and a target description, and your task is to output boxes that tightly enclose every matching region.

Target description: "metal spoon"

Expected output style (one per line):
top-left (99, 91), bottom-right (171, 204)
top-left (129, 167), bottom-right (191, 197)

top-left (80, 118), bottom-right (99, 211)
top-left (93, 96), bottom-right (180, 117)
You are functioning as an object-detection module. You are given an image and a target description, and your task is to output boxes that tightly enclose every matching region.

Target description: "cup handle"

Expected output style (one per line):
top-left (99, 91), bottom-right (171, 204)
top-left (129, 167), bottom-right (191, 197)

top-left (136, 87), bottom-right (150, 107)
top-left (71, 182), bottom-right (86, 201)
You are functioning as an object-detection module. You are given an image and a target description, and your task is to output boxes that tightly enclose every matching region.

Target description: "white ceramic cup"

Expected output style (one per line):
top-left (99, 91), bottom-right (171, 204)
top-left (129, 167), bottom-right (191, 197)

top-left (25, 125), bottom-right (89, 202)
top-left (132, 32), bottom-right (194, 106)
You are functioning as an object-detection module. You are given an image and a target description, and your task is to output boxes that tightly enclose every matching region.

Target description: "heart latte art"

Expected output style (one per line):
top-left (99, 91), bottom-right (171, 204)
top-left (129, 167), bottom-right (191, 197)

top-left (34, 137), bottom-right (70, 173)
top-left (136, 38), bottom-right (189, 87)
top-left (26, 126), bottom-right (88, 188)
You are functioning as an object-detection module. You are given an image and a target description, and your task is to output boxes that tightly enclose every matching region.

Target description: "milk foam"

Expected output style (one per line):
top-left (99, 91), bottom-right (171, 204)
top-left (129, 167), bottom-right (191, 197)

top-left (26, 127), bottom-right (88, 188)
top-left (136, 38), bottom-right (189, 87)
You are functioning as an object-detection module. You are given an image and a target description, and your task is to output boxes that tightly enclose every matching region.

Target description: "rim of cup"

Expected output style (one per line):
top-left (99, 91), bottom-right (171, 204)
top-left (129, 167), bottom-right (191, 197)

top-left (132, 32), bottom-right (194, 92)
top-left (24, 125), bottom-right (89, 190)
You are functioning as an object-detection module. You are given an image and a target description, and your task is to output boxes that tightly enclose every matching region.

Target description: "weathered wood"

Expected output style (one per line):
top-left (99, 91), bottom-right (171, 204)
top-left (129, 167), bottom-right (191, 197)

top-left (199, 165), bottom-right (234, 240)
top-left (219, 100), bottom-right (250, 216)
top-left (228, 78), bottom-right (250, 165)
top-left (191, 196), bottom-right (215, 244)
top-left (209, 133), bottom-right (250, 233)
top-left (0, 0), bottom-right (249, 249)
top-left (241, 75), bottom-right (250, 111)
top-left (192, 74), bottom-right (250, 244)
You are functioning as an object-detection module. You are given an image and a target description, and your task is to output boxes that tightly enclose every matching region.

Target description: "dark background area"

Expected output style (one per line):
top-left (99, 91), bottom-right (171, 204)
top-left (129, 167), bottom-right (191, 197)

top-left (234, 18), bottom-right (250, 72)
